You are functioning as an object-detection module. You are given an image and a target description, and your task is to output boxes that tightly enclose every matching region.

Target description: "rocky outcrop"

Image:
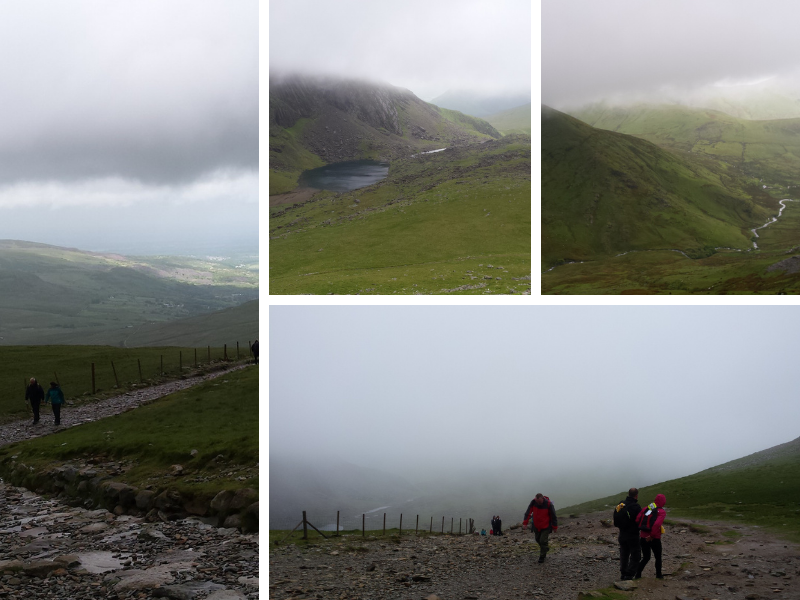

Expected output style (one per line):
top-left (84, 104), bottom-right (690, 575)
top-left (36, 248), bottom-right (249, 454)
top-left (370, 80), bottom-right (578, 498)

top-left (0, 459), bottom-right (258, 533)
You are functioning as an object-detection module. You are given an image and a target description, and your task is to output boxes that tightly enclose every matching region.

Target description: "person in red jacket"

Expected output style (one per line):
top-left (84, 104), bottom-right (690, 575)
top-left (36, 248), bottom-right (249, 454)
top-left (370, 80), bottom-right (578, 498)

top-left (522, 493), bottom-right (558, 563)
top-left (635, 493), bottom-right (666, 579)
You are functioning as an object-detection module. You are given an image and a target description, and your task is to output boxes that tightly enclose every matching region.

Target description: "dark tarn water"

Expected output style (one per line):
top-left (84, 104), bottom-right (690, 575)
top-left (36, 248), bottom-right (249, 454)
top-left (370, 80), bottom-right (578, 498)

top-left (298, 160), bottom-right (389, 192)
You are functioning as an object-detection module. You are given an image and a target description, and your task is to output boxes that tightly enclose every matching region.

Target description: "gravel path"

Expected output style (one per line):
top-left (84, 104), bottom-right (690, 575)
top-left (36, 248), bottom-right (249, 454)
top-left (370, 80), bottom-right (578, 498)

top-left (268, 512), bottom-right (798, 599)
top-left (1, 364), bottom-right (248, 448)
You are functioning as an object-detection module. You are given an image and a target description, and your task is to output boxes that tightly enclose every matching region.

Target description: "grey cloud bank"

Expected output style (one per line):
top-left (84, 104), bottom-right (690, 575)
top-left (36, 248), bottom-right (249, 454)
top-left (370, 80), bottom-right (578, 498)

top-left (543, 0), bottom-right (800, 109)
top-left (269, 0), bottom-right (531, 102)
top-left (0, 0), bottom-right (257, 255)
top-left (270, 306), bottom-right (800, 505)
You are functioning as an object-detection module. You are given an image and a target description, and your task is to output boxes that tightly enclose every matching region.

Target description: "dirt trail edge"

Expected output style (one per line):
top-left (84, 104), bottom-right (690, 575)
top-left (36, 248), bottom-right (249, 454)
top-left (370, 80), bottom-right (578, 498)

top-left (1, 364), bottom-right (248, 448)
top-left (268, 510), bottom-right (798, 600)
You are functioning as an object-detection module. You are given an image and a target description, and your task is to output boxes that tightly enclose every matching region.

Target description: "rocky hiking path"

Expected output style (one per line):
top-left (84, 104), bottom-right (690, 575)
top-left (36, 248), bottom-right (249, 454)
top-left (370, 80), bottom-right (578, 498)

top-left (0, 482), bottom-right (258, 599)
top-left (0, 364), bottom-right (248, 447)
top-left (268, 511), bottom-right (798, 600)
top-left (0, 364), bottom-right (259, 599)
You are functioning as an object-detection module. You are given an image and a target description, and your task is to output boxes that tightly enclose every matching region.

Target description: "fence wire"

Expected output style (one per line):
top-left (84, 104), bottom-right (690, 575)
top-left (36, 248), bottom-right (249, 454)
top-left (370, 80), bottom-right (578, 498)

top-left (270, 511), bottom-right (476, 535)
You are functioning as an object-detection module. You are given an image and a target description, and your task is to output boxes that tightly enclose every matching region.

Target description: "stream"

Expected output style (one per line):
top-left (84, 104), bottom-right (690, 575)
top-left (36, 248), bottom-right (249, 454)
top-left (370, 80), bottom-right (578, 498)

top-left (543, 197), bottom-right (797, 275)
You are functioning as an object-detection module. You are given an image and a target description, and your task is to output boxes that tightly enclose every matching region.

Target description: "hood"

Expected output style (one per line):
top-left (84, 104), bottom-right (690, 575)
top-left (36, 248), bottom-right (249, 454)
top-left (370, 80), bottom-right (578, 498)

top-left (654, 494), bottom-right (666, 508)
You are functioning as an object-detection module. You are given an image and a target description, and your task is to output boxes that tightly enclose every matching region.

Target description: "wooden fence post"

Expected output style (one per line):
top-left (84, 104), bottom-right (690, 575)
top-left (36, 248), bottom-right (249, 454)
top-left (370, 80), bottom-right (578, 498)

top-left (179, 351), bottom-right (182, 372)
top-left (430, 516), bottom-right (433, 533)
top-left (399, 514), bottom-right (402, 537)
top-left (91, 363), bottom-right (95, 394)
top-left (236, 341), bottom-right (239, 359)
top-left (383, 513), bottom-right (386, 536)
top-left (137, 359), bottom-right (143, 384)
top-left (336, 511), bottom-right (340, 536)
top-left (459, 518), bottom-right (461, 535)
top-left (111, 362), bottom-right (119, 388)
top-left (362, 514), bottom-right (365, 538)
top-left (416, 515), bottom-right (419, 535)
top-left (302, 510), bottom-right (308, 540)
top-left (224, 344), bottom-right (227, 360)
top-left (441, 516), bottom-right (444, 534)
top-left (450, 518), bottom-right (453, 535)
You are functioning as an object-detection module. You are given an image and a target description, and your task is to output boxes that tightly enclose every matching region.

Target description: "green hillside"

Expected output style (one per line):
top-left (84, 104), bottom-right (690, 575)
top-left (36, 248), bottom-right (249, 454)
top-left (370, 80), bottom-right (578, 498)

top-left (123, 300), bottom-right (258, 347)
top-left (562, 436), bottom-right (800, 542)
top-left (269, 76), bottom-right (501, 195)
top-left (485, 102), bottom-right (532, 135)
top-left (270, 135), bottom-right (531, 294)
top-left (0, 241), bottom-right (258, 345)
top-left (542, 106), bottom-right (774, 270)
top-left (570, 103), bottom-right (800, 186)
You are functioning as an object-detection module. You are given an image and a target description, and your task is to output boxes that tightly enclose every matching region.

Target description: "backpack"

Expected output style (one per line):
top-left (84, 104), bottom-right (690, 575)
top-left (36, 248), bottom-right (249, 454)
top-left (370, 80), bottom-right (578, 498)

top-left (613, 500), bottom-right (639, 531)
top-left (638, 503), bottom-right (660, 532)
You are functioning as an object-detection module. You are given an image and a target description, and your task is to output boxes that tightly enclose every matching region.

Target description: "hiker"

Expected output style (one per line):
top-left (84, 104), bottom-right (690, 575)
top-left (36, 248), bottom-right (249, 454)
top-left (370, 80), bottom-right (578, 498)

top-left (251, 339), bottom-right (259, 364)
top-left (495, 515), bottom-right (502, 535)
top-left (635, 493), bottom-right (667, 579)
top-left (25, 378), bottom-right (45, 425)
top-left (613, 487), bottom-right (642, 580)
top-left (522, 493), bottom-right (558, 563)
top-left (44, 381), bottom-right (65, 426)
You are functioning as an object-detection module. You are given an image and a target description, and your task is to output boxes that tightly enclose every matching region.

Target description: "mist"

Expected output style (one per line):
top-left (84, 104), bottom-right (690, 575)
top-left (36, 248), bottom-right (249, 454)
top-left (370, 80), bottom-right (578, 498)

top-left (270, 306), bottom-right (800, 522)
top-left (0, 0), bottom-right (257, 256)
top-left (268, 0), bottom-right (531, 102)
top-left (543, 0), bottom-right (800, 111)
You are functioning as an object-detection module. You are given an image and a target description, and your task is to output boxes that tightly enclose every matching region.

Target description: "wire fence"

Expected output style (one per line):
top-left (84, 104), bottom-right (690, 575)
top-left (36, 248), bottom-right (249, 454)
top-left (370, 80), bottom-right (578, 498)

top-left (270, 510), bottom-right (477, 539)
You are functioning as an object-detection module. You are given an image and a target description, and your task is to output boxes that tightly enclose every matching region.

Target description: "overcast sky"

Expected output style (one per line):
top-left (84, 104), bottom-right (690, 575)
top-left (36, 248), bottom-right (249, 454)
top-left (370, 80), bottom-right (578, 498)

top-left (0, 0), bottom-right (257, 255)
top-left (543, 0), bottom-right (800, 109)
top-left (270, 306), bottom-right (800, 495)
top-left (269, 0), bottom-right (531, 101)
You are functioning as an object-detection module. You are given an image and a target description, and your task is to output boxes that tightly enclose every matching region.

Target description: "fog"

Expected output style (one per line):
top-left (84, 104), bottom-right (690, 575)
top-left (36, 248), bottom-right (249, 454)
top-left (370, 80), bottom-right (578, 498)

top-left (0, 1), bottom-right (257, 256)
top-left (270, 306), bottom-right (800, 518)
top-left (268, 0), bottom-right (531, 102)
top-left (543, 0), bottom-right (800, 110)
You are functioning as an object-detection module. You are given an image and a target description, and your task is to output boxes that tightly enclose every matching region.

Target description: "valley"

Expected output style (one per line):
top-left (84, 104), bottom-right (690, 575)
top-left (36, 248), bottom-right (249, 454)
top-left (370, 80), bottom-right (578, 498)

top-left (269, 76), bottom-right (531, 295)
top-left (542, 103), bottom-right (800, 293)
top-left (0, 241), bottom-right (258, 345)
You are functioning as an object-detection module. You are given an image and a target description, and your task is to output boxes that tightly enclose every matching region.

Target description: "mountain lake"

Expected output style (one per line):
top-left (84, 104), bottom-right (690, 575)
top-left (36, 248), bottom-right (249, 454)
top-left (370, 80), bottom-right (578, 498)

top-left (298, 160), bottom-right (389, 192)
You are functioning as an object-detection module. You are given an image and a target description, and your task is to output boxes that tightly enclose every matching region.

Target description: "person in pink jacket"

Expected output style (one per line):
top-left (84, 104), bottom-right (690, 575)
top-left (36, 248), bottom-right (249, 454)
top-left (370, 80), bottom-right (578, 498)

top-left (635, 493), bottom-right (666, 579)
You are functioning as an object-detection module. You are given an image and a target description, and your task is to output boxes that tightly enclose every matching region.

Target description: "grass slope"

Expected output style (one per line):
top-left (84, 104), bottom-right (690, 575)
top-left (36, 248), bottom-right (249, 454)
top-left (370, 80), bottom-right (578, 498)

top-left (123, 300), bottom-right (259, 347)
top-left (542, 106), bottom-right (775, 270)
top-left (562, 436), bottom-right (800, 542)
top-left (484, 102), bottom-right (532, 135)
top-left (0, 241), bottom-right (258, 345)
top-left (1, 345), bottom-right (242, 423)
top-left (270, 136), bottom-right (531, 294)
top-left (0, 366), bottom-right (258, 499)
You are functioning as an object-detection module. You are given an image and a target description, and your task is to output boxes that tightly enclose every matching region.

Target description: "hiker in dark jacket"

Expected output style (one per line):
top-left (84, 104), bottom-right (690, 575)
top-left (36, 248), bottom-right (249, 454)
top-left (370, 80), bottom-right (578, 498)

top-left (251, 339), bottom-right (259, 364)
top-left (635, 493), bottom-right (667, 579)
top-left (522, 493), bottom-right (558, 563)
top-left (45, 381), bottom-right (65, 426)
top-left (495, 515), bottom-right (502, 535)
top-left (614, 487), bottom-right (642, 580)
top-left (25, 378), bottom-right (45, 425)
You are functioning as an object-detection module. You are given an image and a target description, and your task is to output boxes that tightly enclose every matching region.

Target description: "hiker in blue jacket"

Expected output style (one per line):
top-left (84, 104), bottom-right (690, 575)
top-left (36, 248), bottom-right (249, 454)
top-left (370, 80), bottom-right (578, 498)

top-left (45, 381), bottom-right (65, 426)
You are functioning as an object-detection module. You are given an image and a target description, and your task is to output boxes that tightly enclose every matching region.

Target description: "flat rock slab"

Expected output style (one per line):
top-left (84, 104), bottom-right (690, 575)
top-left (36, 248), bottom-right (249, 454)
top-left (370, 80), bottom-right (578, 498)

top-left (614, 580), bottom-right (638, 591)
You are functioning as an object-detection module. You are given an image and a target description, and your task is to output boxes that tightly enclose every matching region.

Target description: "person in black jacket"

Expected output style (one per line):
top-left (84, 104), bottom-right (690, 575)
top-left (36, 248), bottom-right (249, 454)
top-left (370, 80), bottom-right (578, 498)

top-left (614, 487), bottom-right (642, 580)
top-left (251, 339), bottom-right (259, 364)
top-left (25, 378), bottom-right (45, 425)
